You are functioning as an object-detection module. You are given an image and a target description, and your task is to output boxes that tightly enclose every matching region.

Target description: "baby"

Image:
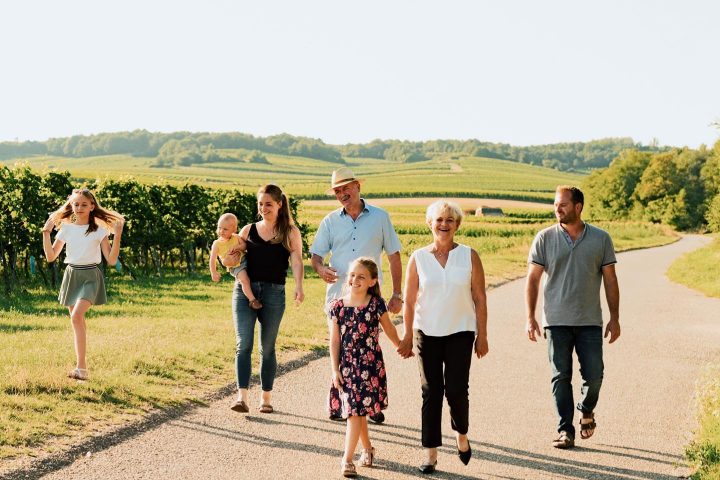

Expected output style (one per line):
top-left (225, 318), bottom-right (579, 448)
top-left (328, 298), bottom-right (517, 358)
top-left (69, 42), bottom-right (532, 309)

top-left (210, 213), bottom-right (262, 309)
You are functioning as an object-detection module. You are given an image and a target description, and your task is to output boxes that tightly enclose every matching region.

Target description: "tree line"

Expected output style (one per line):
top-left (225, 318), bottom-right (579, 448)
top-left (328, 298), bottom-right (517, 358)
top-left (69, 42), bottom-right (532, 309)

top-left (0, 131), bottom-right (665, 172)
top-left (0, 165), bottom-right (309, 294)
top-left (584, 140), bottom-right (720, 232)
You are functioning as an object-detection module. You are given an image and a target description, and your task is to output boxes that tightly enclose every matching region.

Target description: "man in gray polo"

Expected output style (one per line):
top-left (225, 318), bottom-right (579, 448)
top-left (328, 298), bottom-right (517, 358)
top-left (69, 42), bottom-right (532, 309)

top-left (525, 185), bottom-right (620, 449)
top-left (311, 167), bottom-right (403, 423)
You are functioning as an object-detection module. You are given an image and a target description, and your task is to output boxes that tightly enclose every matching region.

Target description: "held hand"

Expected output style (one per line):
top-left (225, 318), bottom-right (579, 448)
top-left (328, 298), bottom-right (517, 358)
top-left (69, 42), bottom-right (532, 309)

top-left (397, 337), bottom-right (414, 359)
top-left (321, 266), bottom-right (338, 284)
top-left (605, 318), bottom-right (621, 343)
top-left (224, 251), bottom-right (241, 266)
top-left (474, 336), bottom-right (489, 358)
top-left (113, 216), bottom-right (125, 235)
top-left (331, 370), bottom-right (343, 390)
top-left (294, 287), bottom-right (305, 306)
top-left (211, 271), bottom-right (221, 282)
top-left (43, 216), bottom-right (55, 233)
top-left (387, 296), bottom-right (402, 315)
top-left (526, 318), bottom-right (541, 342)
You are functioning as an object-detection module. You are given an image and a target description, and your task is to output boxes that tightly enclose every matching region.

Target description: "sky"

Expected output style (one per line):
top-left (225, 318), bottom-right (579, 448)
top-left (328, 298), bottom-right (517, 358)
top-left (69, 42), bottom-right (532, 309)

top-left (1, 1), bottom-right (719, 148)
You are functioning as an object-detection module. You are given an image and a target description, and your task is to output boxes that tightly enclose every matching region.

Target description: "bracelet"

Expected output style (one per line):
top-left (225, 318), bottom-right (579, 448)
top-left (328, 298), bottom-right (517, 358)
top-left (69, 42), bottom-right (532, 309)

top-left (391, 292), bottom-right (403, 302)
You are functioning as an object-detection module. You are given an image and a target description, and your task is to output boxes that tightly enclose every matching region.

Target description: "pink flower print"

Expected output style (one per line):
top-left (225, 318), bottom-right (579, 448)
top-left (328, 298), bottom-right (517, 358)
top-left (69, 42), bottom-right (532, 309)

top-left (358, 322), bottom-right (367, 334)
top-left (366, 351), bottom-right (375, 362)
top-left (379, 367), bottom-right (386, 378)
top-left (374, 402), bottom-right (381, 413)
top-left (331, 397), bottom-right (340, 410)
top-left (371, 377), bottom-right (379, 388)
top-left (361, 370), bottom-right (369, 380)
top-left (363, 396), bottom-right (372, 406)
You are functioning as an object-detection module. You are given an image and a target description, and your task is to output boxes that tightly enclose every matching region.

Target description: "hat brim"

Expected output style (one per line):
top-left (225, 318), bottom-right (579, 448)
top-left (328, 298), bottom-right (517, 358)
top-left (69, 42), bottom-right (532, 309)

top-left (325, 178), bottom-right (363, 195)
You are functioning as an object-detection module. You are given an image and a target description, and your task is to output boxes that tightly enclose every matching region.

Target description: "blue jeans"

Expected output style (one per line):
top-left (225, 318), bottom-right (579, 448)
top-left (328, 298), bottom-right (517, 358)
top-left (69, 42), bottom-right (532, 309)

top-left (232, 281), bottom-right (286, 391)
top-left (546, 326), bottom-right (604, 437)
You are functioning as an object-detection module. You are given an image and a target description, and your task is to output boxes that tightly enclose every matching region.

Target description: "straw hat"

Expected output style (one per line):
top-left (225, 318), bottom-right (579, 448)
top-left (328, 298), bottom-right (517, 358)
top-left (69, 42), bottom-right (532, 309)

top-left (326, 167), bottom-right (363, 195)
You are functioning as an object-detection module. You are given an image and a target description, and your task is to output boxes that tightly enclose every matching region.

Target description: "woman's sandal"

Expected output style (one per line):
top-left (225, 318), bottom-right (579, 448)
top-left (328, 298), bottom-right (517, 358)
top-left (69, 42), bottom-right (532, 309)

top-left (68, 368), bottom-right (88, 381)
top-left (580, 412), bottom-right (597, 439)
top-left (341, 461), bottom-right (357, 478)
top-left (359, 446), bottom-right (375, 467)
top-left (258, 404), bottom-right (274, 414)
top-left (249, 298), bottom-right (263, 310)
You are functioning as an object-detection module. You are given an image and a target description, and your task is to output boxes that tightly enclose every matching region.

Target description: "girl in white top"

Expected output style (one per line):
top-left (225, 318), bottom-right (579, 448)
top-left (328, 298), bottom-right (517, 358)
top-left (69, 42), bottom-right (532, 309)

top-left (397, 200), bottom-right (488, 473)
top-left (42, 188), bottom-right (125, 381)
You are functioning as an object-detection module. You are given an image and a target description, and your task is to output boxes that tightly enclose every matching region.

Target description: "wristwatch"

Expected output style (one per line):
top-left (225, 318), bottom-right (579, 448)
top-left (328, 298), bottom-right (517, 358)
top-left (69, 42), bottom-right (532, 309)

top-left (391, 292), bottom-right (403, 302)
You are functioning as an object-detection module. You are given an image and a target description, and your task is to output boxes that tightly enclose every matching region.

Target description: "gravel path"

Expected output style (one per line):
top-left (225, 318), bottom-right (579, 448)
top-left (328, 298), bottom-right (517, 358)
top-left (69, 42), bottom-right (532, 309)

top-left (9, 235), bottom-right (719, 479)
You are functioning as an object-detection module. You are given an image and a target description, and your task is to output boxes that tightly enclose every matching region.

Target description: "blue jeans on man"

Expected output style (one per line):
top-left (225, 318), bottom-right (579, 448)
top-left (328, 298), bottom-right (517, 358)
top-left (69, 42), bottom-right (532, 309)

top-left (545, 326), bottom-right (604, 438)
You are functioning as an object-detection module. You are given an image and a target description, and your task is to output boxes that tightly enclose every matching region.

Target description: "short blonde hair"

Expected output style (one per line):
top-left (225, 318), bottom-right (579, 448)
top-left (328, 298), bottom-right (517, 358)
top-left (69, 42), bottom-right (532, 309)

top-left (218, 213), bottom-right (238, 227)
top-left (425, 200), bottom-right (464, 224)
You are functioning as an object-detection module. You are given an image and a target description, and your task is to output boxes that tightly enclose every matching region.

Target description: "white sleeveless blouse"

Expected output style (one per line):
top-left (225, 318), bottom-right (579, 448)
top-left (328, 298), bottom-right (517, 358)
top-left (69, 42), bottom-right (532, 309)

top-left (411, 244), bottom-right (477, 336)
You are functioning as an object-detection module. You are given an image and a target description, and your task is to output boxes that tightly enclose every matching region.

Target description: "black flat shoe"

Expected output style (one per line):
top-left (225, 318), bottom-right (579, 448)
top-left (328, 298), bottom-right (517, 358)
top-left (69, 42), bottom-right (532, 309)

top-left (368, 412), bottom-right (385, 424)
top-left (458, 444), bottom-right (472, 465)
top-left (418, 460), bottom-right (437, 474)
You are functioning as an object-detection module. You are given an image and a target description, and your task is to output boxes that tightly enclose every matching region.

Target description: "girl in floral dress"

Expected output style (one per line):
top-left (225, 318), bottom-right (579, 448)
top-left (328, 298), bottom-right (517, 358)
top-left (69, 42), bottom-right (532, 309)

top-left (328, 257), bottom-right (402, 478)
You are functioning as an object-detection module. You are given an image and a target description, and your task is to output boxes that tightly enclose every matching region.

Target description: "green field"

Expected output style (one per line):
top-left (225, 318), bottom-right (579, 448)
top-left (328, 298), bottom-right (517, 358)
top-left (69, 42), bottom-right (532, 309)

top-left (2, 151), bottom-right (583, 200)
top-left (0, 197), bottom-right (678, 462)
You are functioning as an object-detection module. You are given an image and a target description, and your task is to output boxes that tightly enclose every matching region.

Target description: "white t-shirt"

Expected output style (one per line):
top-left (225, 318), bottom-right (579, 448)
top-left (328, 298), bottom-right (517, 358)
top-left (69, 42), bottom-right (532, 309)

top-left (55, 224), bottom-right (109, 265)
top-left (411, 244), bottom-right (477, 336)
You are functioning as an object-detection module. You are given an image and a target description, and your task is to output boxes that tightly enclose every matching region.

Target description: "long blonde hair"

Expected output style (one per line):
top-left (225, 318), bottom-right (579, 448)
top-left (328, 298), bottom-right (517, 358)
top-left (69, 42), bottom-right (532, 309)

top-left (49, 188), bottom-right (121, 235)
top-left (258, 184), bottom-right (295, 251)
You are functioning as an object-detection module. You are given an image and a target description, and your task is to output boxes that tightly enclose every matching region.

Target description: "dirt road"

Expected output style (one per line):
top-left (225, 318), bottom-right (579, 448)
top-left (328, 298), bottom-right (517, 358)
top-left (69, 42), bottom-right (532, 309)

top-left (7, 235), bottom-right (718, 479)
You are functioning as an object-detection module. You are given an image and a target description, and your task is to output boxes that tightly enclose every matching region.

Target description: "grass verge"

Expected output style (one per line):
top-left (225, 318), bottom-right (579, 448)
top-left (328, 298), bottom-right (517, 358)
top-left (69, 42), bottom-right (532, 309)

top-left (668, 235), bottom-right (720, 479)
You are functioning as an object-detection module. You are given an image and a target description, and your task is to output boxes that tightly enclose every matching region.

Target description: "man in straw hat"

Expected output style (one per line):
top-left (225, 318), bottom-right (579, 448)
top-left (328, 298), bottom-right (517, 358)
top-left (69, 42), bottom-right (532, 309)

top-left (311, 167), bottom-right (404, 424)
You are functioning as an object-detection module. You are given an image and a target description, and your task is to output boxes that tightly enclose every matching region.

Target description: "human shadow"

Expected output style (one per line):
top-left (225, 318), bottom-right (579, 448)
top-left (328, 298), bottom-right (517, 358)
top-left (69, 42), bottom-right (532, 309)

top-left (270, 412), bottom-right (685, 480)
top-left (597, 443), bottom-right (685, 460)
top-left (171, 418), bottom-right (485, 480)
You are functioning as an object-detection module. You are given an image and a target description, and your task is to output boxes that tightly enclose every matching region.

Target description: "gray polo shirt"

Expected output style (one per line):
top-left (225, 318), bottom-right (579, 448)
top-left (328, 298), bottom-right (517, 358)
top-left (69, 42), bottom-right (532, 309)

top-left (310, 200), bottom-right (402, 304)
top-left (528, 223), bottom-right (617, 327)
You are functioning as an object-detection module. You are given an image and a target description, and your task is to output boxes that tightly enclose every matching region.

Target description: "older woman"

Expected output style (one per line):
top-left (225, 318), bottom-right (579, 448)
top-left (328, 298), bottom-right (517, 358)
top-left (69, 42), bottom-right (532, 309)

top-left (397, 200), bottom-right (489, 474)
top-left (229, 184), bottom-right (305, 414)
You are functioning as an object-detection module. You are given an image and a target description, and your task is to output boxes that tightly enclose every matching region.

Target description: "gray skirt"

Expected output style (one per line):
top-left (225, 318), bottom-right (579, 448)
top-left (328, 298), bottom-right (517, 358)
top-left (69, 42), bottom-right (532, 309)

top-left (58, 264), bottom-right (107, 307)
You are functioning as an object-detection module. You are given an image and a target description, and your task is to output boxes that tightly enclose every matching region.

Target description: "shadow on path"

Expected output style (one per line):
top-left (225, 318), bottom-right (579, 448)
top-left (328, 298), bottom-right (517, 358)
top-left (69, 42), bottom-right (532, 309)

top-left (0, 350), bottom-right (328, 480)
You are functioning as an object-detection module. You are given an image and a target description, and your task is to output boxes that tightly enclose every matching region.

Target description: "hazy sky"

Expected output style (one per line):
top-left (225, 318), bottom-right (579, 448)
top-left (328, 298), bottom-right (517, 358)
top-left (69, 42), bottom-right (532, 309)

top-left (2, 1), bottom-right (718, 147)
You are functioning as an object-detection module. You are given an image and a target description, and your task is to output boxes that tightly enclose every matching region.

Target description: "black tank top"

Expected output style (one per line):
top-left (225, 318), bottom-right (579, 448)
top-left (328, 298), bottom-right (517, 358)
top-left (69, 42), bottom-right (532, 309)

top-left (246, 223), bottom-right (290, 285)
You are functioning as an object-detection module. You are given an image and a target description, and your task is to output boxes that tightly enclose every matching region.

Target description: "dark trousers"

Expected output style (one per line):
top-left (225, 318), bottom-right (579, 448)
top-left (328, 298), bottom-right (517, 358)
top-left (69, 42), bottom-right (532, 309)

top-left (545, 326), bottom-right (604, 437)
top-left (415, 330), bottom-right (475, 448)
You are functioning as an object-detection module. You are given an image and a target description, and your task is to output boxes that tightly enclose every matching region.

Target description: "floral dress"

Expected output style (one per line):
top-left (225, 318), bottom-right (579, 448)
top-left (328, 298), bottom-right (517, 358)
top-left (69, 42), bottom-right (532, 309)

top-left (328, 296), bottom-right (389, 418)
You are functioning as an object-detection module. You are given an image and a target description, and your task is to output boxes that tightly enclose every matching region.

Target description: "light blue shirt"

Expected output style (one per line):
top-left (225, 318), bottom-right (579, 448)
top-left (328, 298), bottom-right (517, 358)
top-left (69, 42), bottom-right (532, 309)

top-left (310, 200), bottom-right (402, 304)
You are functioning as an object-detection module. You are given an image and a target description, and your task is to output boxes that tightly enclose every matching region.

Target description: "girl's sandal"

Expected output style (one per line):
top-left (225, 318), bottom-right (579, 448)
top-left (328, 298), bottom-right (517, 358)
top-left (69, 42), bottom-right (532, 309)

top-left (68, 368), bottom-right (88, 381)
top-left (340, 461), bottom-right (357, 478)
top-left (359, 446), bottom-right (375, 467)
top-left (249, 299), bottom-right (263, 310)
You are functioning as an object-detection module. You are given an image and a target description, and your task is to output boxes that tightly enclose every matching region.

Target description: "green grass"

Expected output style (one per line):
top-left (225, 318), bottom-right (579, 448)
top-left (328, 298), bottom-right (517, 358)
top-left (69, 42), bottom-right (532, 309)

top-left (668, 236), bottom-right (720, 478)
top-left (2, 152), bottom-right (583, 200)
top-left (0, 201), bottom-right (677, 461)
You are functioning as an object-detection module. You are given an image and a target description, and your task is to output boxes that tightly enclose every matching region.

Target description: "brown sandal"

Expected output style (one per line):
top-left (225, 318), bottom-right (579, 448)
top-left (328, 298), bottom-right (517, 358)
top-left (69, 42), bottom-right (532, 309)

top-left (230, 399), bottom-right (249, 413)
top-left (552, 431), bottom-right (575, 449)
top-left (258, 403), bottom-right (274, 413)
top-left (249, 299), bottom-right (263, 310)
top-left (580, 413), bottom-right (596, 439)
